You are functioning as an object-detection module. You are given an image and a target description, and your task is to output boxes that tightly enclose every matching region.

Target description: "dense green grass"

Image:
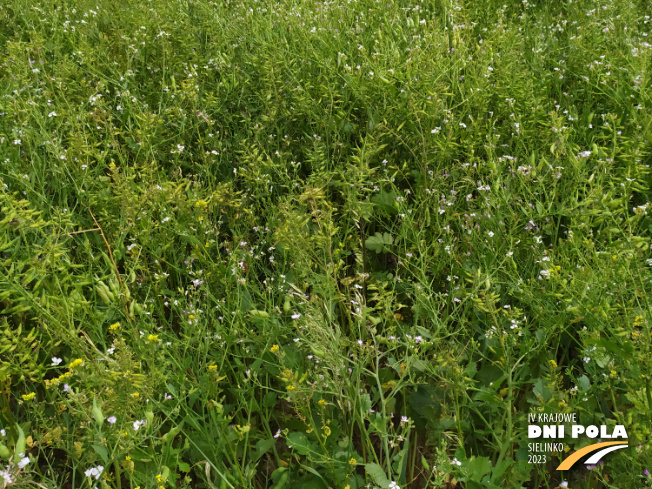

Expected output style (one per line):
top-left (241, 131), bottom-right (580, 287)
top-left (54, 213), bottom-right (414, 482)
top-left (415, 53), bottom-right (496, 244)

top-left (1, 0), bottom-right (651, 487)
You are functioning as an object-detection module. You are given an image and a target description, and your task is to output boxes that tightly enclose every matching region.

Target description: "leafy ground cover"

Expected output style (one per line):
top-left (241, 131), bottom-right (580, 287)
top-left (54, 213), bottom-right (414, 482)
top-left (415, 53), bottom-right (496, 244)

top-left (0, 0), bottom-right (651, 487)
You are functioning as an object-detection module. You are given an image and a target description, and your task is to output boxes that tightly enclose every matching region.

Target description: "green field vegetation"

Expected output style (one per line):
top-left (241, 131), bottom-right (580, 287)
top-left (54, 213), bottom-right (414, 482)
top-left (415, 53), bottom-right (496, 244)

top-left (1, 0), bottom-right (651, 487)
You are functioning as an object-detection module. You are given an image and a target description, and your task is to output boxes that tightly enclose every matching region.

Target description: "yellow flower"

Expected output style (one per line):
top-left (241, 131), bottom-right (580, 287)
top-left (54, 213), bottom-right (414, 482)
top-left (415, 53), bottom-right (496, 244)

top-left (549, 359), bottom-right (557, 368)
top-left (147, 334), bottom-right (159, 342)
top-left (270, 344), bottom-right (279, 353)
top-left (208, 365), bottom-right (218, 371)
top-left (109, 322), bottom-right (121, 332)
top-left (156, 474), bottom-right (163, 483)
top-left (286, 385), bottom-right (296, 391)
top-left (125, 456), bottom-right (132, 461)
top-left (349, 458), bottom-right (357, 466)
top-left (68, 358), bottom-right (83, 369)
top-left (318, 399), bottom-right (327, 407)
top-left (131, 392), bottom-right (140, 398)
top-left (634, 316), bottom-right (644, 327)
top-left (22, 392), bottom-right (36, 401)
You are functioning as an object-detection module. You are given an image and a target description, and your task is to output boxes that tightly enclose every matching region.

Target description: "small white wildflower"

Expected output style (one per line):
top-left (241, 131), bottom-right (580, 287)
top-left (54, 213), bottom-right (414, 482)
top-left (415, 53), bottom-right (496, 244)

top-left (51, 357), bottom-right (62, 366)
top-left (0, 470), bottom-right (12, 483)
top-left (107, 416), bottom-right (117, 425)
top-left (84, 465), bottom-right (104, 480)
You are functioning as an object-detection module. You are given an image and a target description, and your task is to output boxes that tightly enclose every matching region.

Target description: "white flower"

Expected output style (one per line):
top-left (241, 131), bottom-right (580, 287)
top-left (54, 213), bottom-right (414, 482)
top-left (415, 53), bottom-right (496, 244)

top-left (452, 457), bottom-right (462, 466)
top-left (107, 416), bottom-right (117, 425)
top-left (583, 356), bottom-right (591, 363)
top-left (51, 357), bottom-right (62, 366)
top-left (389, 482), bottom-right (400, 489)
top-left (431, 127), bottom-right (441, 134)
top-left (0, 470), bottom-right (13, 483)
top-left (84, 465), bottom-right (104, 480)
top-left (560, 481), bottom-right (568, 488)
top-left (487, 231), bottom-right (494, 237)
top-left (18, 456), bottom-right (30, 469)
top-left (133, 419), bottom-right (146, 431)
top-left (577, 150), bottom-right (592, 158)
top-left (177, 144), bottom-right (185, 152)
top-left (291, 313), bottom-right (301, 319)
top-left (539, 269), bottom-right (550, 278)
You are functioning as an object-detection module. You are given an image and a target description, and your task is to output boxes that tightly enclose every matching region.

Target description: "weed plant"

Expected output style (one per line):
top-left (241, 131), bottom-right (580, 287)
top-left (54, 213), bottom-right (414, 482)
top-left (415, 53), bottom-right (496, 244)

top-left (0, 0), bottom-right (651, 487)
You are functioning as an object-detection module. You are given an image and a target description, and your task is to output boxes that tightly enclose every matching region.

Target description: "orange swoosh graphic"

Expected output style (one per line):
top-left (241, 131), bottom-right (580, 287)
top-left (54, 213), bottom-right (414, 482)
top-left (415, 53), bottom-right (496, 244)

top-left (556, 441), bottom-right (628, 470)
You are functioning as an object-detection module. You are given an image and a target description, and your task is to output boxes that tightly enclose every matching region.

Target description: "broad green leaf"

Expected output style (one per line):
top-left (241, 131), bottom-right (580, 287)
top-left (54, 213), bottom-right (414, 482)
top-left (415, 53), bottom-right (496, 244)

top-left (364, 463), bottom-right (390, 488)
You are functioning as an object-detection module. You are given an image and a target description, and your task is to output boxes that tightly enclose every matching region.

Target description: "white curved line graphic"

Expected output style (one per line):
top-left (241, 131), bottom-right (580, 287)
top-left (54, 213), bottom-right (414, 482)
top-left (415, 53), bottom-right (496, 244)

top-left (583, 444), bottom-right (628, 465)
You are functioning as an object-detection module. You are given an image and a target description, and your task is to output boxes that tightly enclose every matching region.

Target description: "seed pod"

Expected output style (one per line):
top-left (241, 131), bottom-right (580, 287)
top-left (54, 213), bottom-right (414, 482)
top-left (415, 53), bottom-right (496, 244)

top-left (92, 398), bottom-right (104, 427)
top-left (249, 310), bottom-right (269, 318)
top-left (0, 444), bottom-right (10, 460)
top-left (283, 297), bottom-right (291, 313)
top-left (161, 422), bottom-right (184, 443)
top-left (108, 278), bottom-right (120, 297)
top-left (310, 345), bottom-right (325, 359)
top-left (421, 454), bottom-right (430, 471)
top-left (14, 425), bottom-right (26, 463)
top-left (160, 465), bottom-right (170, 482)
top-left (145, 410), bottom-right (154, 427)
